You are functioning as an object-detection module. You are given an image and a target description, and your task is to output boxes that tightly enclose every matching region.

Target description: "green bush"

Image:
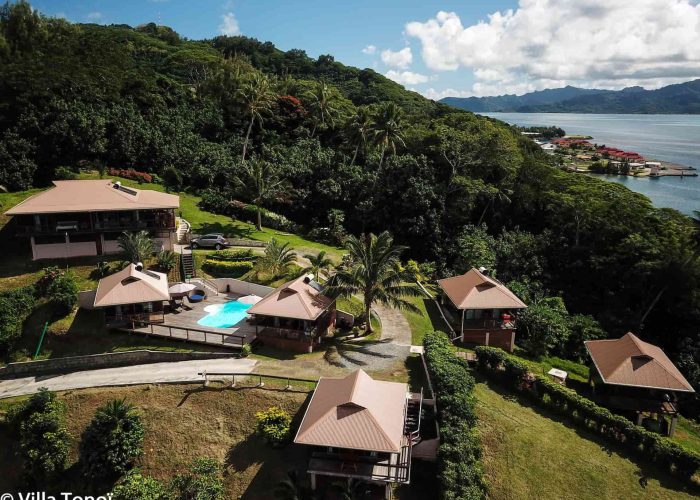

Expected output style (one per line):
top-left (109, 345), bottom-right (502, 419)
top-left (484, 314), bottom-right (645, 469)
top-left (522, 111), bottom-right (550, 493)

top-left (0, 285), bottom-right (36, 353)
top-left (8, 389), bottom-right (71, 484)
top-left (111, 469), bottom-right (166, 500)
top-left (423, 331), bottom-right (487, 499)
top-left (79, 398), bottom-right (145, 481)
top-left (46, 271), bottom-right (79, 316)
top-left (474, 347), bottom-right (700, 482)
top-left (230, 200), bottom-right (301, 232)
top-left (201, 259), bottom-right (254, 277)
top-left (170, 457), bottom-right (224, 500)
top-left (255, 406), bottom-right (292, 447)
top-left (54, 166), bottom-right (77, 180)
top-left (208, 249), bottom-right (256, 262)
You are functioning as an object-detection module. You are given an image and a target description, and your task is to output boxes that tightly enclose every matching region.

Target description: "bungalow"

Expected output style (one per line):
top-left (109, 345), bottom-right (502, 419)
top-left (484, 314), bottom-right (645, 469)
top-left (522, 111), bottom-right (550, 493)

top-left (437, 268), bottom-right (527, 351)
top-left (585, 332), bottom-right (695, 437)
top-left (5, 180), bottom-right (179, 260)
top-left (247, 274), bottom-right (336, 353)
top-left (92, 263), bottom-right (170, 326)
top-left (294, 369), bottom-right (421, 498)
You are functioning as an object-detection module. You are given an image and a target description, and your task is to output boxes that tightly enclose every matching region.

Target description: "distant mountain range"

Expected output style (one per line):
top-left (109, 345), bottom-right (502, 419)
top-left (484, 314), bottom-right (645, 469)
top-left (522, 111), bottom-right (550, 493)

top-left (440, 79), bottom-right (700, 114)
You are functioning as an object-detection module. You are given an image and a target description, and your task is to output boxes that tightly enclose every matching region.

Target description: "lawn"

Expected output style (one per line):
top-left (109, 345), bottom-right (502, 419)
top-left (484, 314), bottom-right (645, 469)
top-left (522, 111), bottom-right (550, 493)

top-left (0, 383), bottom-right (311, 497)
top-left (474, 379), bottom-right (700, 499)
top-left (403, 290), bottom-right (451, 345)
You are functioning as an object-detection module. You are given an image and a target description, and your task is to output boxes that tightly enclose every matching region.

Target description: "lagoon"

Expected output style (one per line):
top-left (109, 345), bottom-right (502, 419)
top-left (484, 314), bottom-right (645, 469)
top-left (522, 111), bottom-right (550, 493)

top-left (482, 113), bottom-right (700, 215)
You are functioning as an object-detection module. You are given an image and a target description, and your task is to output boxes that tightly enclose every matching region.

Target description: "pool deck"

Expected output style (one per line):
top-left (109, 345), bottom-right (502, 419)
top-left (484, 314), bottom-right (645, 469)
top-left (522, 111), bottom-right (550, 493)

top-left (120, 294), bottom-right (258, 349)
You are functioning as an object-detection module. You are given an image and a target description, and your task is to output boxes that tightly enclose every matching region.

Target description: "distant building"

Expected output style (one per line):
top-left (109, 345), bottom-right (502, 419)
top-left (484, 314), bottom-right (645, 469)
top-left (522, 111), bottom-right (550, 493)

top-left (5, 180), bottom-right (179, 260)
top-left (541, 143), bottom-right (558, 154)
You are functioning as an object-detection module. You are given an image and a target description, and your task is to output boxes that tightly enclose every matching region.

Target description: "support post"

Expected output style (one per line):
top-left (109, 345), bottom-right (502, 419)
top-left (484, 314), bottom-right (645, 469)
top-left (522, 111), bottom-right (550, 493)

top-left (461, 309), bottom-right (465, 342)
top-left (669, 414), bottom-right (678, 437)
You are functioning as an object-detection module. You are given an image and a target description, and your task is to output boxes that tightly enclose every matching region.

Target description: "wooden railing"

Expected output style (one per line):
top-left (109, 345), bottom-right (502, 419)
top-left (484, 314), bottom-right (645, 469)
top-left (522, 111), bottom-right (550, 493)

top-left (257, 326), bottom-right (315, 340)
top-left (462, 318), bottom-right (516, 330)
top-left (122, 319), bottom-right (249, 347)
top-left (107, 312), bottom-right (165, 324)
top-left (197, 371), bottom-right (318, 389)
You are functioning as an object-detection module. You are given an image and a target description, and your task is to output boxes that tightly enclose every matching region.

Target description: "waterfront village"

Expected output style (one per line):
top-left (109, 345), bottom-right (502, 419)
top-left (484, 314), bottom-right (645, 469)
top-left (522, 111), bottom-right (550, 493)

top-left (525, 131), bottom-right (699, 178)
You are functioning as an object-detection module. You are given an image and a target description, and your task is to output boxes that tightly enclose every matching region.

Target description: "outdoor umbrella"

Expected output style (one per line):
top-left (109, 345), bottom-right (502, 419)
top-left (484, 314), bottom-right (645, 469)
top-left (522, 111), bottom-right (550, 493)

top-left (169, 282), bottom-right (197, 297)
top-left (237, 294), bottom-right (262, 304)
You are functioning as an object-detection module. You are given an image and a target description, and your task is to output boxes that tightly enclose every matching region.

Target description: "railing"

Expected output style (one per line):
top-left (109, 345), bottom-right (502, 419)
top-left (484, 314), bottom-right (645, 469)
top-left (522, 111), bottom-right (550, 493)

top-left (121, 319), bottom-right (249, 347)
top-left (257, 326), bottom-right (315, 340)
top-left (107, 312), bottom-right (165, 324)
top-left (462, 318), bottom-right (516, 330)
top-left (308, 446), bottom-right (411, 484)
top-left (192, 277), bottom-right (220, 296)
top-left (197, 371), bottom-right (318, 390)
top-left (408, 388), bottom-right (424, 444)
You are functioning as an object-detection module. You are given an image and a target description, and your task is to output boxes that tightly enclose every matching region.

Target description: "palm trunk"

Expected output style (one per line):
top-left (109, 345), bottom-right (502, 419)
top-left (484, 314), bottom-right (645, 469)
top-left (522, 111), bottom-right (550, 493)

top-left (256, 207), bottom-right (262, 231)
top-left (477, 198), bottom-right (492, 225)
top-left (378, 143), bottom-right (387, 172)
top-left (311, 122), bottom-right (317, 138)
top-left (351, 144), bottom-right (359, 166)
top-left (242, 117), bottom-right (254, 161)
top-left (364, 299), bottom-right (373, 334)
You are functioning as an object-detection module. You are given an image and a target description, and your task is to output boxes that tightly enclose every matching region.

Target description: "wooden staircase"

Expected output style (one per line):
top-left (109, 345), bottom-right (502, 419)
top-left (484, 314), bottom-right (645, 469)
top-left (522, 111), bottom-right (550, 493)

top-left (180, 252), bottom-right (196, 281)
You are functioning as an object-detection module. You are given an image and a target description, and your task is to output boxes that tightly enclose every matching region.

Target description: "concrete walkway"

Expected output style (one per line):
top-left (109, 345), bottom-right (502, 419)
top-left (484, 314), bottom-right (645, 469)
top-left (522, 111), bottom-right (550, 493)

top-left (373, 303), bottom-right (413, 347)
top-left (0, 357), bottom-right (257, 399)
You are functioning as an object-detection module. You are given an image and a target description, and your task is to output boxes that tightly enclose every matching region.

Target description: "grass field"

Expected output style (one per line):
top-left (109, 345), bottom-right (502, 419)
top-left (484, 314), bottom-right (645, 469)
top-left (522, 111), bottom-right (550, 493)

top-left (474, 379), bottom-right (700, 499)
top-left (0, 383), bottom-right (312, 497)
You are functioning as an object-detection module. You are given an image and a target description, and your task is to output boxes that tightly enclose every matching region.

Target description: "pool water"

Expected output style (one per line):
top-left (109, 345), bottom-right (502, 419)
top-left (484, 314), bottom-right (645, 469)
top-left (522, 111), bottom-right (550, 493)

top-left (197, 301), bottom-right (252, 328)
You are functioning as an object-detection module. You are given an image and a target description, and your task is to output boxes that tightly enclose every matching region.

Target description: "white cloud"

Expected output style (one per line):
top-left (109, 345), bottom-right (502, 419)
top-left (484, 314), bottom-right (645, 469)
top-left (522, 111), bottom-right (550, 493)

top-left (85, 12), bottom-right (102, 21)
top-left (406, 1), bottom-right (700, 96)
top-left (362, 44), bottom-right (377, 55)
top-left (219, 12), bottom-right (241, 36)
top-left (385, 70), bottom-right (434, 85)
top-left (381, 47), bottom-right (412, 69)
top-left (421, 88), bottom-right (473, 100)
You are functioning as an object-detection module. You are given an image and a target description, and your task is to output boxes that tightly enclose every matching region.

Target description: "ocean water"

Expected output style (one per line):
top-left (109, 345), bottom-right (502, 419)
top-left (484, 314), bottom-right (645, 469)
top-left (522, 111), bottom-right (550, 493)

top-left (482, 113), bottom-right (700, 215)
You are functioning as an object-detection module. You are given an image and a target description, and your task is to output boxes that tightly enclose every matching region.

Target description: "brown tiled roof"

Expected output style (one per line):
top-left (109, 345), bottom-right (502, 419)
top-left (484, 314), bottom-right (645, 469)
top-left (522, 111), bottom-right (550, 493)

top-left (247, 275), bottom-right (333, 321)
top-left (94, 264), bottom-right (170, 307)
top-left (585, 332), bottom-right (694, 392)
top-left (5, 180), bottom-right (179, 215)
top-left (437, 268), bottom-right (527, 310)
top-left (294, 370), bottom-right (408, 453)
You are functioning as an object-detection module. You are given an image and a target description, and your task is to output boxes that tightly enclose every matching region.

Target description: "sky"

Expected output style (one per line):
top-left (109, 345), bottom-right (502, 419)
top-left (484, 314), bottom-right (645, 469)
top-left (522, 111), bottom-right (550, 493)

top-left (31, 0), bottom-right (700, 99)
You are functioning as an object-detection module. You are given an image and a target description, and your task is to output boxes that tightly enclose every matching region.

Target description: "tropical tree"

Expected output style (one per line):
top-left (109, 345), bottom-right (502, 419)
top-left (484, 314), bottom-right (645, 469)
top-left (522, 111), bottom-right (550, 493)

top-left (111, 469), bottom-right (166, 500)
top-left (156, 250), bottom-right (177, 273)
top-left (236, 72), bottom-right (276, 161)
top-left (372, 102), bottom-right (405, 172)
top-left (254, 238), bottom-right (296, 278)
top-left (305, 81), bottom-right (338, 137)
top-left (325, 231), bottom-right (421, 334)
top-left (235, 157), bottom-right (287, 230)
top-left (301, 250), bottom-right (334, 281)
top-left (477, 185), bottom-right (512, 225)
top-left (169, 458), bottom-right (224, 500)
top-left (80, 398), bottom-right (145, 481)
top-left (274, 470), bottom-right (313, 500)
top-left (117, 230), bottom-right (153, 264)
top-left (346, 106), bottom-right (373, 165)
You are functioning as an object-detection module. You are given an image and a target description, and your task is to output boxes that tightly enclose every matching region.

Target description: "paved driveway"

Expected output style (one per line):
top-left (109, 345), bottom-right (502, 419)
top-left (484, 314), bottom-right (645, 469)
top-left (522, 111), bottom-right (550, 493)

top-left (0, 357), bottom-right (257, 399)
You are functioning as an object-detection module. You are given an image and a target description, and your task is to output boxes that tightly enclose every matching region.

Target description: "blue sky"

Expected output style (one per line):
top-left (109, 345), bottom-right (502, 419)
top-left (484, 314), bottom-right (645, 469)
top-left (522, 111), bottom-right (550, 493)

top-left (31, 1), bottom-right (700, 99)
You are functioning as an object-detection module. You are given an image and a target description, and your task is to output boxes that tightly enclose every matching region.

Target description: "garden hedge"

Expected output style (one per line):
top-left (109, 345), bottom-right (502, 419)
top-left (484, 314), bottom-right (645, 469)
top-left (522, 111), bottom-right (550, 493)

top-left (0, 285), bottom-right (36, 353)
top-left (208, 249), bottom-right (256, 262)
top-left (474, 346), bottom-right (700, 482)
top-left (201, 260), bottom-right (254, 278)
top-left (423, 331), bottom-right (487, 500)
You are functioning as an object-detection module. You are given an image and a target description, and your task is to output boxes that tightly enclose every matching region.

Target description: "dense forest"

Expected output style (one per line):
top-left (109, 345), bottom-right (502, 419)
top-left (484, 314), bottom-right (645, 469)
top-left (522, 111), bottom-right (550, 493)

top-left (1, 3), bottom-right (699, 414)
top-left (441, 80), bottom-right (700, 114)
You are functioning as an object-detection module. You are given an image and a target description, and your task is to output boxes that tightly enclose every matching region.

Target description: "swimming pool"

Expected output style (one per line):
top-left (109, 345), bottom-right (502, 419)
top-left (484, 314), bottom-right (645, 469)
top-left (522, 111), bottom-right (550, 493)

top-left (197, 301), bottom-right (252, 328)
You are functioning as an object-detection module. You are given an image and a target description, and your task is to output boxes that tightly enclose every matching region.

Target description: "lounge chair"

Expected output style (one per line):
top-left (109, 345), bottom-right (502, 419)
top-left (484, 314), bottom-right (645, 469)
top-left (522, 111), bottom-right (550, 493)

top-left (168, 300), bottom-right (181, 313)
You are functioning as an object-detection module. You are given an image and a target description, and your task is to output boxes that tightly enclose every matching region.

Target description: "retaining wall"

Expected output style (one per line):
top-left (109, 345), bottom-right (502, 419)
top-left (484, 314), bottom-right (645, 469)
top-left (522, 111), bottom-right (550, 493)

top-left (209, 278), bottom-right (275, 296)
top-left (0, 350), bottom-right (236, 378)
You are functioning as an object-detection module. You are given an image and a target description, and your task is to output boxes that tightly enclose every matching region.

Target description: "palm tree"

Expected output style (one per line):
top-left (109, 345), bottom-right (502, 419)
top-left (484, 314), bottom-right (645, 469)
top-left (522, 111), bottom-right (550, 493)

top-left (325, 231), bottom-right (421, 334)
top-left (372, 102), bottom-right (405, 172)
top-left (236, 73), bottom-right (277, 161)
top-left (117, 230), bottom-right (153, 264)
top-left (477, 186), bottom-right (512, 225)
top-left (236, 157), bottom-right (287, 230)
top-left (254, 238), bottom-right (296, 278)
top-left (346, 107), bottom-right (374, 165)
top-left (156, 250), bottom-right (177, 273)
top-left (273, 470), bottom-right (313, 500)
top-left (301, 250), bottom-right (334, 281)
top-left (305, 81), bottom-right (338, 138)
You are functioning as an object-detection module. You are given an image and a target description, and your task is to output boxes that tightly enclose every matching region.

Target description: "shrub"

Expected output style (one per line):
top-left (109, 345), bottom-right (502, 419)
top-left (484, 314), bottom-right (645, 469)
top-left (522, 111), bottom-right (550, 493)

top-left (109, 168), bottom-right (153, 184)
top-left (474, 347), bottom-right (700, 482)
top-left (80, 398), bottom-right (145, 481)
top-left (208, 249), bottom-right (256, 262)
top-left (199, 189), bottom-right (232, 215)
top-left (255, 406), bottom-right (292, 447)
top-left (156, 250), bottom-right (178, 273)
top-left (239, 344), bottom-right (251, 358)
top-left (111, 469), bottom-right (166, 500)
top-left (9, 389), bottom-right (70, 484)
top-left (161, 166), bottom-right (183, 191)
top-left (54, 166), bottom-right (77, 180)
top-left (201, 259), bottom-right (254, 278)
top-left (423, 331), bottom-right (487, 499)
top-left (36, 266), bottom-right (63, 296)
top-left (0, 285), bottom-right (36, 353)
top-left (170, 457), bottom-right (224, 500)
top-left (46, 271), bottom-right (79, 317)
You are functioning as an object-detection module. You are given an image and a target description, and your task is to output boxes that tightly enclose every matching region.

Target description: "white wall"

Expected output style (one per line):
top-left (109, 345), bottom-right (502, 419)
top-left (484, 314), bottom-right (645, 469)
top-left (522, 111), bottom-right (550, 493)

top-left (32, 241), bottom-right (97, 260)
top-left (209, 278), bottom-right (274, 297)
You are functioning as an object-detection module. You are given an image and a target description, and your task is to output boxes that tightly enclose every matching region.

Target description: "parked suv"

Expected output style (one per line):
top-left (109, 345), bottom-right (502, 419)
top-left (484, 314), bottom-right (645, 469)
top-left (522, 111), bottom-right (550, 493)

top-left (190, 233), bottom-right (229, 250)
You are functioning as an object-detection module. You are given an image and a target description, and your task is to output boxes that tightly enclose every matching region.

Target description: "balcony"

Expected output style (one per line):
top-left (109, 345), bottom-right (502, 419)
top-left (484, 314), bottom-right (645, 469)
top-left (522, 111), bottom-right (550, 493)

top-left (461, 318), bottom-right (517, 330)
top-left (308, 440), bottom-right (411, 484)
